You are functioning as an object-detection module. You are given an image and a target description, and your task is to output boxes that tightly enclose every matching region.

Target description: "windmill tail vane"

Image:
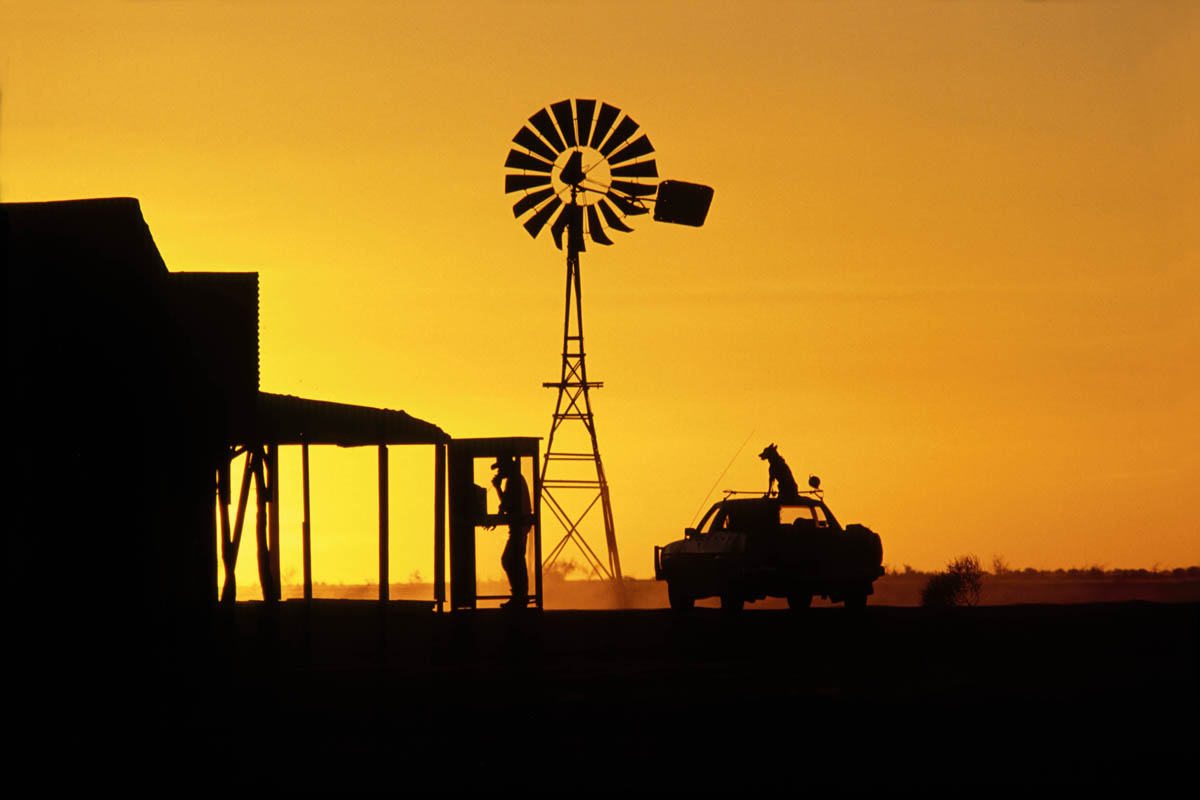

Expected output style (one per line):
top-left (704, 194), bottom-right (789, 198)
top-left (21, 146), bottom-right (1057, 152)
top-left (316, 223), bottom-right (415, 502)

top-left (504, 98), bottom-right (713, 251)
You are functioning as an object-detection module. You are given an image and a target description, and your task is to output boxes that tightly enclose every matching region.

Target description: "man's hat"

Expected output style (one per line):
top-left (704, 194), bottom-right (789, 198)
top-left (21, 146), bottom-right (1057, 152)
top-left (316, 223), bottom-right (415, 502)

top-left (491, 455), bottom-right (516, 470)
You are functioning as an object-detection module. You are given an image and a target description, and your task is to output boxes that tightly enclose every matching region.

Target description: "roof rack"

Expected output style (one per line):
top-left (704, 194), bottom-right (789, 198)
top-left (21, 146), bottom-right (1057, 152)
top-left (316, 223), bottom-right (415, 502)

top-left (721, 489), bottom-right (824, 500)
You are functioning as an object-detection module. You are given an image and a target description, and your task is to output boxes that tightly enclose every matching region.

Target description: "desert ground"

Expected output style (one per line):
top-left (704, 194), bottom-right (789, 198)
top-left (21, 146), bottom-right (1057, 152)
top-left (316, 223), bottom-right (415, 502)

top-left (38, 592), bottom-right (1194, 789)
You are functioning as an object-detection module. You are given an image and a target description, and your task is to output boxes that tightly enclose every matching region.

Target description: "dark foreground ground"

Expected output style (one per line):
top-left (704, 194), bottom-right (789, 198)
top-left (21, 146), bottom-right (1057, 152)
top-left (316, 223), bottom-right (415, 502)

top-left (26, 602), bottom-right (1197, 788)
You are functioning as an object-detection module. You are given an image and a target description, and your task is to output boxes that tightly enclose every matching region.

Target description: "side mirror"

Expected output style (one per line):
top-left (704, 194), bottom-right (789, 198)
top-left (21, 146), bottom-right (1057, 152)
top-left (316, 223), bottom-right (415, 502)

top-left (684, 527), bottom-right (698, 539)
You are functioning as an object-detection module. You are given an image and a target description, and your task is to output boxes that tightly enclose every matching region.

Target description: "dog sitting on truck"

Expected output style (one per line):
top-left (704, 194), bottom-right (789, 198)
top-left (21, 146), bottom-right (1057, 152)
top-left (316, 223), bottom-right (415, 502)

top-left (759, 443), bottom-right (800, 500)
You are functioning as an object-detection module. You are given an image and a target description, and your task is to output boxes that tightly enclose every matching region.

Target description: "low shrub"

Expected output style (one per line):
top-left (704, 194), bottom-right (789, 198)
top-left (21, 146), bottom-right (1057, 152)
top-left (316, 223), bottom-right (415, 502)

top-left (921, 555), bottom-right (983, 608)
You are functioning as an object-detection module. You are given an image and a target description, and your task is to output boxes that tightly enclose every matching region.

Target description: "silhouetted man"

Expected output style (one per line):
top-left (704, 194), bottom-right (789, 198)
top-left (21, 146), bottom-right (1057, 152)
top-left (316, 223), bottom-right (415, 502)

top-left (491, 455), bottom-right (531, 608)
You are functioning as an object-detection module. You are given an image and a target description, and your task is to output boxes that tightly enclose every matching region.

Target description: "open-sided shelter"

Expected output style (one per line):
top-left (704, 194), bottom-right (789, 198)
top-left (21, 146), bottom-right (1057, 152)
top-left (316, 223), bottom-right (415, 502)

top-left (5, 198), bottom-right (454, 629)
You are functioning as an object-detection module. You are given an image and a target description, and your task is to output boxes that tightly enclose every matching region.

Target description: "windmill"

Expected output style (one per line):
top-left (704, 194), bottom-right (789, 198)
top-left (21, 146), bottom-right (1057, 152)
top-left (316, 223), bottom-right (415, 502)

top-left (504, 98), bottom-right (713, 584)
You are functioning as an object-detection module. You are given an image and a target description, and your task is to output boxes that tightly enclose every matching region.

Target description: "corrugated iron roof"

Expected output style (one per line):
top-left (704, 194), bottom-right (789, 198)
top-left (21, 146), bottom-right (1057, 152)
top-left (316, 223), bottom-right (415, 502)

top-left (252, 392), bottom-right (450, 446)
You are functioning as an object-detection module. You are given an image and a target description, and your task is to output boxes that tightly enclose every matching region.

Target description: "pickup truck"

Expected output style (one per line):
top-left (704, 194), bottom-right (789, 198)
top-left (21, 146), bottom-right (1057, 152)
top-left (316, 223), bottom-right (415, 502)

top-left (654, 493), bottom-right (884, 611)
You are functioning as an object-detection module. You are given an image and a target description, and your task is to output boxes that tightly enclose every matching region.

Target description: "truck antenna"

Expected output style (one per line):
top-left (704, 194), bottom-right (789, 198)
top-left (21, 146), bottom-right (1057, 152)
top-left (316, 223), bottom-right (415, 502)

top-left (689, 429), bottom-right (756, 527)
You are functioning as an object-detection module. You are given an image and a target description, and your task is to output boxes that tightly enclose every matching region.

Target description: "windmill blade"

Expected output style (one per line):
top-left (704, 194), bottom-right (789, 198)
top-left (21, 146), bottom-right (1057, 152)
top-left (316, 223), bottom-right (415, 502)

top-left (605, 191), bottom-right (649, 216)
top-left (575, 99), bottom-right (596, 146)
top-left (599, 115), bottom-right (640, 157)
top-left (608, 134), bottom-right (655, 166)
top-left (568, 204), bottom-right (586, 253)
top-left (598, 198), bottom-right (634, 232)
top-left (523, 196), bottom-right (562, 239)
top-left (512, 187), bottom-right (555, 218)
top-left (551, 100), bottom-right (577, 148)
top-left (512, 126), bottom-right (558, 163)
top-left (611, 179), bottom-right (657, 197)
top-left (529, 108), bottom-right (566, 153)
top-left (589, 103), bottom-right (620, 149)
top-left (505, 149), bottom-right (554, 173)
top-left (550, 204), bottom-right (571, 250)
top-left (506, 173), bottom-right (552, 193)
top-left (610, 159), bottom-right (658, 178)
top-left (587, 206), bottom-right (614, 246)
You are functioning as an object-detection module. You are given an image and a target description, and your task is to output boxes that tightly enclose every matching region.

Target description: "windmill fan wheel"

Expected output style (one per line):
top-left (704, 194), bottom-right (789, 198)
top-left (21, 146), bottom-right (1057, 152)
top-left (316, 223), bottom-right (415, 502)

top-left (504, 98), bottom-right (660, 251)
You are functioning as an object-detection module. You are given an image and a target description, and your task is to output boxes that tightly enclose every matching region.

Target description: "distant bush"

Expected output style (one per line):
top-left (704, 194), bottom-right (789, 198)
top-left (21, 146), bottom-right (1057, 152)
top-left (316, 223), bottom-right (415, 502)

top-left (921, 555), bottom-right (984, 608)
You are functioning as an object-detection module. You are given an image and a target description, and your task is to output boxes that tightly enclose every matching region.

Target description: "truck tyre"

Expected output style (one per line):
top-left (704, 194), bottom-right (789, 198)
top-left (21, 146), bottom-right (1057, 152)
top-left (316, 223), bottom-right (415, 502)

top-left (844, 592), bottom-right (867, 611)
top-left (668, 584), bottom-right (694, 612)
top-left (720, 593), bottom-right (744, 612)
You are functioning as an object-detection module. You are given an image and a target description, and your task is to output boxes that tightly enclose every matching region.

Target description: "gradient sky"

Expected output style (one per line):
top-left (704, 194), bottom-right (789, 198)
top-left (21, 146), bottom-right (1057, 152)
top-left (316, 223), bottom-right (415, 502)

top-left (3, 0), bottom-right (1196, 589)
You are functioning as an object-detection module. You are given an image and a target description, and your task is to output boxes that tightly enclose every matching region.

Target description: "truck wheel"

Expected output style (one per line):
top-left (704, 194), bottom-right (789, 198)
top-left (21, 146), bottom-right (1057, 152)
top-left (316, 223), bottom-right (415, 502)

top-left (844, 592), bottom-right (867, 611)
top-left (787, 593), bottom-right (812, 610)
top-left (668, 584), bottom-right (694, 612)
top-left (720, 593), bottom-right (744, 612)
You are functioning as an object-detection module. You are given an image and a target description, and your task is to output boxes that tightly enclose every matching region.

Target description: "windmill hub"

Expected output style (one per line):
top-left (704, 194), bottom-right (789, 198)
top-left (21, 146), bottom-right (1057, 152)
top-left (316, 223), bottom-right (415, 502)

top-left (557, 150), bottom-right (587, 188)
top-left (549, 148), bottom-right (611, 204)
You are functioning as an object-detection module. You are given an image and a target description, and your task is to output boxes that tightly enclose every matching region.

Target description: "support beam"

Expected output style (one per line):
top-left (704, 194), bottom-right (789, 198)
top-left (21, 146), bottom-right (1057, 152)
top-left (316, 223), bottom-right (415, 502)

top-left (215, 458), bottom-right (230, 604)
top-left (253, 448), bottom-right (272, 601)
top-left (232, 453), bottom-right (252, 552)
top-left (267, 443), bottom-right (281, 601)
top-left (302, 440), bottom-right (312, 602)
top-left (434, 443), bottom-right (446, 613)
top-left (217, 467), bottom-right (233, 604)
top-left (378, 444), bottom-right (389, 602)
top-left (533, 441), bottom-right (544, 610)
top-left (221, 451), bottom-right (254, 604)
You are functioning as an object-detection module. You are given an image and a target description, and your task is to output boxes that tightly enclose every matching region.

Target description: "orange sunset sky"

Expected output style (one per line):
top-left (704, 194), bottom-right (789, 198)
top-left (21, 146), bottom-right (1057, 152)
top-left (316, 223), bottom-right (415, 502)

top-left (2, 1), bottom-right (1196, 589)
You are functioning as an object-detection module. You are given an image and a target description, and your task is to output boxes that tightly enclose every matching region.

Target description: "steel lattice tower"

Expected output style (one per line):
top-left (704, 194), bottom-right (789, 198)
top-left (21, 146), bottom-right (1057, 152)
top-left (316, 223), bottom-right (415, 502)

top-left (540, 225), bottom-right (621, 580)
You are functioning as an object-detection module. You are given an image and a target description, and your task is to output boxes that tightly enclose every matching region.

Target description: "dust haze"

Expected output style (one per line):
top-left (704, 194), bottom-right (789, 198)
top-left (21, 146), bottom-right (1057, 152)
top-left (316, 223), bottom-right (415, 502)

top-left (253, 565), bottom-right (1200, 608)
